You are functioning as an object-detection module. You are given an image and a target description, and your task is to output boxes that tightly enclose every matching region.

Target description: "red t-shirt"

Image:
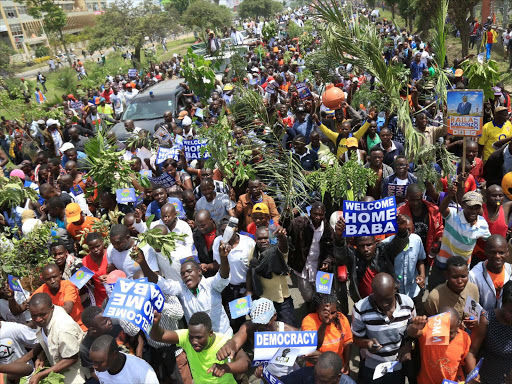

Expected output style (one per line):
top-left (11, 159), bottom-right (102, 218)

top-left (488, 30), bottom-right (494, 44)
top-left (82, 251), bottom-right (108, 307)
top-left (203, 228), bottom-right (217, 251)
top-left (358, 267), bottom-right (377, 298)
top-left (441, 174), bottom-right (477, 193)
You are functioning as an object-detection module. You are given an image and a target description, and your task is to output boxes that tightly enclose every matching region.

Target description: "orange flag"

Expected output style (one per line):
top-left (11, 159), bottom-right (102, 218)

top-left (425, 312), bottom-right (450, 346)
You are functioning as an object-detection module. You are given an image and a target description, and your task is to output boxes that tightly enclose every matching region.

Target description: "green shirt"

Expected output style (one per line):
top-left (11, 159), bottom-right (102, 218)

top-left (176, 330), bottom-right (236, 384)
top-left (366, 133), bottom-right (381, 151)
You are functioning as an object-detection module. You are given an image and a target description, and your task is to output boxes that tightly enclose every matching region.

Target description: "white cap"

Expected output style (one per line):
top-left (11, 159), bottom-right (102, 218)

top-left (60, 142), bottom-right (75, 153)
top-left (46, 118), bottom-right (60, 127)
top-left (419, 43), bottom-right (425, 49)
top-left (36, 119), bottom-right (45, 125)
top-left (182, 116), bottom-right (192, 126)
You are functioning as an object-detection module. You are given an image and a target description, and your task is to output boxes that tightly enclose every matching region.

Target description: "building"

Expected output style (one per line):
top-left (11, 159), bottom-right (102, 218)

top-left (0, 0), bottom-right (104, 56)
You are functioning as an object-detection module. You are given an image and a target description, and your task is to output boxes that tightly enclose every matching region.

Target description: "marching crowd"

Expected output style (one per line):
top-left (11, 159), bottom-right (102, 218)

top-left (3, 2), bottom-right (512, 384)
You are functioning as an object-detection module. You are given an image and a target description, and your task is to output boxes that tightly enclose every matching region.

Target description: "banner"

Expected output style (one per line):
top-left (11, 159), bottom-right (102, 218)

top-left (128, 68), bottom-right (137, 78)
top-left (8, 275), bottom-right (23, 293)
top-left (296, 82), bottom-right (312, 99)
top-left (254, 331), bottom-right (317, 362)
top-left (464, 295), bottom-right (483, 322)
top-left (262, 365), bottom-right (284, 384)
top-left (183, 139), bottom-right (211, 160)
top-left (69, 266), bottom-right (95, 289)
top-left (148, 173), bottom-right (176, 189)
top-left (116, 188), bottom-right (137, 204)
top-left (315, 271), bottom-right (333, 294)
top-left (447, 90), bottom-right (484, 136)
top-left (155, 146), bottom-right (181, 164)
top-left (343, 197), bottom-right (397, 237)
top-left (228, 295), bottom-right (252, 319)
top-left (386, 184), bottom-right (408, 199)
top-left (104, 279), bottom-right (165, 335)
top-left (425, 312), bottom-right (450, 346)
top-left (465, 358), bottom-right (483, 383)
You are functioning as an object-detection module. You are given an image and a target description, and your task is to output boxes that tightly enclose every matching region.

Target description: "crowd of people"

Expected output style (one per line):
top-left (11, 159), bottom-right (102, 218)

top-left (3, 2), bottom-right (512, 384)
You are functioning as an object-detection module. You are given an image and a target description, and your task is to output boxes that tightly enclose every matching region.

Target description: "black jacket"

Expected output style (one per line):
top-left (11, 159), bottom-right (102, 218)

top-left (192, 227), bottom-right (216, 277)
top-left (484, 144), bottom-right (507, 186)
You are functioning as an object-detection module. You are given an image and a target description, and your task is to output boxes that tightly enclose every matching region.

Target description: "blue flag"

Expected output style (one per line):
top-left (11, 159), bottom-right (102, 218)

top-left (69, 266), bottom-right (95, 289)
top-left (228, 295), bottom-right (252, 319)
top-left (140, 169), bottom-right (152, 177)
top-left (315, 271), bottom-right (333, 294)
top-left (104, 279), bottom-right (165, 335)
top-left (116, 188), bottom-right (137, 204)
top-left (8, 275), bottom-right (23, 293)
top-left (465, 358), bottom-right (483, 383)
top-left (343, 196), bottom-right (397, 237)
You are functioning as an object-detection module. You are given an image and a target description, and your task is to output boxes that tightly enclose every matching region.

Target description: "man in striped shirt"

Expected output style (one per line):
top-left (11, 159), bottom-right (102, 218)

top-left (351, 273), bottom-right (415, 384)
top-left (429, 187), bottom-right (490, 290)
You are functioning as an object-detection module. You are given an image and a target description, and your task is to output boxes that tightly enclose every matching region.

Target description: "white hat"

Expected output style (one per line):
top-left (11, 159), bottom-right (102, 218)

top-left (36, 119), bottom-right (45, 125)
top-left (182, 116), bottom-right (192, 127)
top-left (60, 142), bottom-right (75, 153)
top-left (22, 218), bottom-right (42, 236)
top-left (46, 118), bottom-right (60, 127)
top-left (419, 43), bottom-right (425, 49)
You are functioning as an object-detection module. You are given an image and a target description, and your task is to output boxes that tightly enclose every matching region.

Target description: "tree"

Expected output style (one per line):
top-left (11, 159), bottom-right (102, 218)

top-left (162, 0), bottom-right (192, 15)
top-left (183, 0), bottom-right (232, 32)
top-left (18, 0), bottom-right (73, 67)
top-left (0, 42), bottom-right (13, 76)
top-left (89, 0), bottom-right (179, 65)
top-left (237, 0), bottom-right (284, 21)
top-left (384, 0), bottom-right (398, 20)
top-left (448, 0), bottom-right (479, 56)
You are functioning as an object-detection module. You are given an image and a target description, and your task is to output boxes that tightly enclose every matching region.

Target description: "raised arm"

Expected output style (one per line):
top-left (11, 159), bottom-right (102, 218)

top-left (149, 310), bottom-right (179, 344)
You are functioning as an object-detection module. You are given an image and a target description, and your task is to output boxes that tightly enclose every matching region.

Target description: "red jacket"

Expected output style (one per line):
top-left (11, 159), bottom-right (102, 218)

top-left (398, 199), bottom-right (444, 264)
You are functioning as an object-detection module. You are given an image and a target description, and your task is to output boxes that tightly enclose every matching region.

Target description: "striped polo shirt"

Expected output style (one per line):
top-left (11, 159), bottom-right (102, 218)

top-left (351, 294), bottom-right (415, 369)
top-left (437, 207), bottom-right (490, 268)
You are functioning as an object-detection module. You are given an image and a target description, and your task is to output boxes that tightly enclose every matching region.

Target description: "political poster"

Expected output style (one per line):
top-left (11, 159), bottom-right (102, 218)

top-left (296, 82), bottom-right (312, 99)
top-left (254, 331), bottom-right (317, 363)
top-left (116, 188), bottom-right (137, 204)
top-left (228, 295), bottom-right (252, 319)
top-left (386, 184), bottom-right (408, 199)
top-left (128, 68), bottom-right (138, 78)
top-left (465, 357), bottom-right (483, 383)
top-left (69, 266), bottom-right (95, 289)
top-left (373, 361), bottom-right (401, 380)
top-left (140, 169), bottom-right (152, 177)
top-left (72, 184), bottom-right (84, 196)
top-left (148, 173), bottom-right (176, 189)
top-left (154, 127), bottom-right (171, 143)
top-left (425, 312), bottom-right (450, 346)
top-left (464, 296), bottom-right (483, 323)
top-left (104, 279), bottom-right (165, 335)
top-left (262, 365), bottom-right (284, 384)
top-left (447, 90), bottom-right (484, 136)
top-left (155, 146), bottom-right (181, 164)
top-left (315, 271), bottom-right (333, 294)
top-left (183, 139), bottom-right (211, 160)
top-left (266, 83), bottom-right (277, 94)
top-left (8, 275), bottom-right (23, 293)
top-left (269, 347), bottom-right (300, 367)
top-left (343, 197), bottom-right (398, 237)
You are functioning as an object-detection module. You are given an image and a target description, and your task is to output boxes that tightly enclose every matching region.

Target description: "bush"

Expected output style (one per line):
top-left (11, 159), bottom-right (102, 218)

top-left (35, 45), bottom-right (51, 58)
top-left (34, 56), bottom-right (50, 64)
top-left (55, 67), bottom-right (78, 94)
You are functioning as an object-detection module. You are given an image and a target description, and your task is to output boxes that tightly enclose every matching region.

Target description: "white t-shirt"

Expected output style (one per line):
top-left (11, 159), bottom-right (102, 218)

top-left (504, 31), bottom-right (512, 46)
top-left (0, 321), bottom-right (37, 364)
top-left (195, 193), bottom-right (235, 223)
top-left (107, 242), bottom-right (159, 278)
top-left (0, 290), bottom-right (31, 324)
top-left (213, 234), bottom-right (255, 285)
top-left (95, 353), bottom-right (159, 384)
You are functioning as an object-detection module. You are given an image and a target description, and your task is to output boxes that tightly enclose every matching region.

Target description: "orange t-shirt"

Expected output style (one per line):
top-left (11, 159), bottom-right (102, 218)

top-left (33, 280), bottom-right (86, 331)
top-left (301, 312), bottom-right (353, 366)
top-left (66, 216), bottom-right (100, 242)
top-left (486, 262), bottom-right (506, 299)
top-left (417, 328), bottom-right (470, 384)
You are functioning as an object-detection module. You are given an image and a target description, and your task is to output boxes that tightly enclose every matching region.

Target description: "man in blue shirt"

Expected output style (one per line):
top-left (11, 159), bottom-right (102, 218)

top-left (410, 53), bottom-right (427, 81)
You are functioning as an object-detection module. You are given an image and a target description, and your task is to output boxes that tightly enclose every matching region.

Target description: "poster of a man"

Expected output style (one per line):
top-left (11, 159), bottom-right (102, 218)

top-left (457, 95), bottom-right (472, 115)
top-left (447, 90), bottom-right (483, 117)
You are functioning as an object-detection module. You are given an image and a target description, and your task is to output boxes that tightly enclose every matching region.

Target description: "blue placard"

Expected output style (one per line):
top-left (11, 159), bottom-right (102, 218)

top-left (104, 279), bottom-right (165, 335)
top-left (148, 173), bottom-right (176, 189)
top-left (296, 82), bottom-right (312, 99)
top-left (8, 275), bottom-right (23, 293)
top-left (128, 68), bottom-right (137, 78)
top-left (116, 188), bottom-right (137, 204)
top-left (156, 146), bottom-right (181, 164)
top-left (228, 295), bottom-right (252, 319)
top-left (180, 255), bottom-right (200, 265)
top-left (343, 196), bottom-right (397, 237)
top-left (263, 365), bottom-right (284, 384)
top-left (315, 271), bottom-right (333, 294)
top-left (69, 266), bottom-right (95, 289)
top-left (72, 184), bottom-right (84, 196)
top-left (465, 357), bottom-right (483, 383)
top-left (183, 139), bottom-right (211, 160)
top-left (442, 381), bottom-right (458, 384)
top-left (254, 331), bottom-right (317, 362)
top-left (140, 169), bottom-right (152, 177)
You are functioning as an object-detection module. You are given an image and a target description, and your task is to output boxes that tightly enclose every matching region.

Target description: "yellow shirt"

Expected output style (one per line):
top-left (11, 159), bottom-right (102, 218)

top-left (478, 120), bottom-right (512, 161)
top-left (318, 121), bottom-right (370, 158)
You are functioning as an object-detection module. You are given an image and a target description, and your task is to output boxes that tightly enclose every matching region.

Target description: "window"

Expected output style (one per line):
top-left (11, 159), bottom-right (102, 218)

top-left (17, 6), bottom-right (27, 15)
top-left (9, 24), bottom-right (23, 37)
top-left (3, 6), bottom-right (17, 18)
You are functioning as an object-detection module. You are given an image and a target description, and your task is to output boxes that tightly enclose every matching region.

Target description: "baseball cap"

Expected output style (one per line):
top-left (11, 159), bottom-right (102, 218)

top-left (454, 68), bottom-right (464, 77)
top-left (46, 118), bottom-right (60, 127)
top-left (65, 203), bottom-right (82, 223)
top-left (100, 97), bottom-right (106, 102)
top-left (177, 110), bottom-right (188, 120)
top-left (21, 209), bottom-right (36, 224)
top-left (223, 83), bottom-right (234, 91)
top-left (9, 169), bottom-right (25, 180)
top-left (182, 115), bottom-right (192, 126)
top-left (495, 106), bottom-right (508, 113)
top-left (60, 142), bottom-right (75, 153)
top-left (462, 191), bottom-right (483, 207)
top-left (273, 47), bottom-right (279, 53)
top-left (252, 203), bottom-right (270, 215)
top-left (250, 298), bottom-right (276, 324)
top-left (125, 83), bottom-right (132, 88)
top-left (346, 137), bottom-right (359, 148)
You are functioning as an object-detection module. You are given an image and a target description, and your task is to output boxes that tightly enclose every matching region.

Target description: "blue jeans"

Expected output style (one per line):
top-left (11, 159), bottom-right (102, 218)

top-left (340, 374), bottom-right (357, 384)
top-left (486, 43), bottom-right (493, 60)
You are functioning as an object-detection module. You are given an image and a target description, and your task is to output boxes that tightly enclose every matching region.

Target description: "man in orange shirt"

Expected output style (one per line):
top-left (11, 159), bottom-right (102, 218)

top-left (32, 263), bottom-right (87, 331)
top-left (407, 307), bottom-right (477, 384)
top-left (65, 203), bottom-right (99, 243)
top-left (301, 292), bottom-right (352, 372)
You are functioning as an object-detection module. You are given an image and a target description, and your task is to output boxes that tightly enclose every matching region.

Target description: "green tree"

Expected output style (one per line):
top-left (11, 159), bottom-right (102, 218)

top-left (0, 42), bottom-right (14, 76)
top-left (162, 0), bottom-right (192, 15)
top-left (18, 0), bottom-right (73, 66)
top-left (183, 0), bottom-right (232, 32)
top-left (448, 0), bottom-right (479, 56)
top-left (384, 0), bottom-right (398, 20)
top-left (237, 0), bottom-right (284, 21)
top-left (89, 0), bottom-right (180, 65)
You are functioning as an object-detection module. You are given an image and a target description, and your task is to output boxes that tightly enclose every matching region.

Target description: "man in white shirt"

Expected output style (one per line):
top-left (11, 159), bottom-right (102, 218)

top-left (107, 224), bottom-right (159, 278)
top-left (0, 283), bottom-right (31, 324)
top-left (123, 84), bottom-right (138, 104)
top-left (90, 334), bottom-right (159, 384)
top-left (0, 321), bottom-right (37, 364)
top-left (196, 178), bottom-right (236, 223)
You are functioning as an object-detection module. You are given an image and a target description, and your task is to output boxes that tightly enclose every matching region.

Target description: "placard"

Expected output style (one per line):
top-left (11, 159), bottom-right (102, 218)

top-left (140, 169), bottom-right (152, 177)
top-left (154, 127), bottom-right (171, 143)
top-left (155, 146), bottom-right (181, 164)
top-left (296, 82), bottom-right (312, 99)
top-left (425, 312), bottom-right (450, 346)
top-left (464, 295), bottom-right (483, 322)
top-left (254, 331), bottom-right (317, 362)
top-left (183, 139), bottom-right (211, 160)
top-left (103, 279), bottom-right (165, 335)
top-left (315, 271), bottom-right (333, 294)
top-left (69, 266), bottom-right (95, 289)
top-left (465, 357), bottom-right (483, 383)
top-left (228, 295), bottom-right (252, 319)
top-left (373, 361), bottom-right (400, 380)
top-left (128, 68), bottom-right (137, 78)
top-left (148, 173), bottom-right (176, 189)
top-left (447, 90), bottom-right (484, 136)
top-left (8, 275), bottom-right (23, 293)
top-left (262, 365), bottom-right (284, 384)
top-left (116, 188), bottom-right (137, 204)
top-left (269, 347), bottom-right (300, 367)
top-left (386, 184), bottom-right (408, 199)
top-left (343, 197), bottom-right (397, 237)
